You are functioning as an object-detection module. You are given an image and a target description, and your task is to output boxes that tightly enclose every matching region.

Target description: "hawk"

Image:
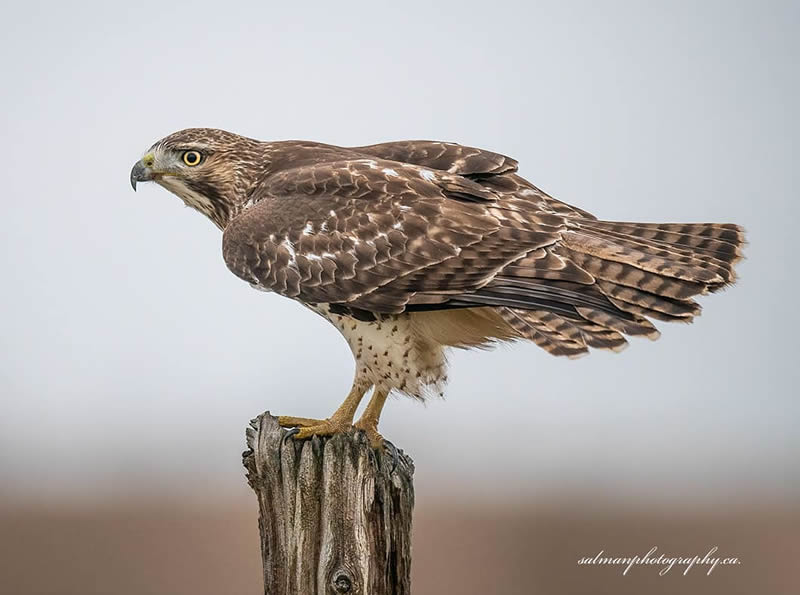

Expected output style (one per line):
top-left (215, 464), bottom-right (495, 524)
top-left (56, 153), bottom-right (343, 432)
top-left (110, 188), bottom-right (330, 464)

top-left (131, 128), bottom-right (744, 447)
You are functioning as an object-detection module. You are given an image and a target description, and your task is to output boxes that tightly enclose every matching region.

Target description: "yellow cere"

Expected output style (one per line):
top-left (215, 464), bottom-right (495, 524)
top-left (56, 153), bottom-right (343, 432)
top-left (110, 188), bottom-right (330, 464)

top-left (142, 153), bottom-right (155, 168)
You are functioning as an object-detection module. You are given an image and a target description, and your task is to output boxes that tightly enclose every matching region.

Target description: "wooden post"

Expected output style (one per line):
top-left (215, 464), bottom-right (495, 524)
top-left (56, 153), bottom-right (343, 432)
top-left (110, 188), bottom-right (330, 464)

top-left (243, 412), bottom-right (415, 595)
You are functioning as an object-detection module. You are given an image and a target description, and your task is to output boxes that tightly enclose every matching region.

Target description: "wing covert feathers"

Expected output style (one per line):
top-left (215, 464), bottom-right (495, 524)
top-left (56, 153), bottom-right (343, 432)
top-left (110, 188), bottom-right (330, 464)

top-left (222, 139), bottom-right (744, 358)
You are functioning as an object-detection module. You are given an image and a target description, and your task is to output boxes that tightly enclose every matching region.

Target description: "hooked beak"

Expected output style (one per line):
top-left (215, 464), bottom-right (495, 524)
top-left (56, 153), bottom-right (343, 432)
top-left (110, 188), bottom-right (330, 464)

top-left (130, 160), bottom-right (153, 191)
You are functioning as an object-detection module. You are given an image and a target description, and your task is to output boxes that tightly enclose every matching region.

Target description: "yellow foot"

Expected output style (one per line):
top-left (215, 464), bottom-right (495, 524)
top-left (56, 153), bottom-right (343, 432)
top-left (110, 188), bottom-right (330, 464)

top-left (279, 415), bottom-right (353, 440)
top-left (354, 420), bottom-right (385, 449)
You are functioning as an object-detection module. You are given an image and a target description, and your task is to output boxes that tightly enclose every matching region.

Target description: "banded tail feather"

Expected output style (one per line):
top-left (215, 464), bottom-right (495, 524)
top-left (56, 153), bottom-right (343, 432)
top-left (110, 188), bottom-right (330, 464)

top-left (457, 220), bottom-right (745, 356)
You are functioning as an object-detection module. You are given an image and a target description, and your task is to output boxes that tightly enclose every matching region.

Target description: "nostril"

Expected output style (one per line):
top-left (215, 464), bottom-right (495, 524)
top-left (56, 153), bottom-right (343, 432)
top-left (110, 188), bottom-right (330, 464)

top-left (142, 154), bottom-right (155, 168)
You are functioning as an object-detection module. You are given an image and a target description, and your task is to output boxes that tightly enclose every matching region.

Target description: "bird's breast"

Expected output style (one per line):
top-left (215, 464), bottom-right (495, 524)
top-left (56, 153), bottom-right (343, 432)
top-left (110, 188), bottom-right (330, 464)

top-left (310, 304), bottom-right (447, 399)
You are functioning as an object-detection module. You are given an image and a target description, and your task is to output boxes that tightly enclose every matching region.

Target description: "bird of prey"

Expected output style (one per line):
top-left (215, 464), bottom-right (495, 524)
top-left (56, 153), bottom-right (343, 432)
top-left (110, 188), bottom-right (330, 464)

top-left (131, 128), bottom-right (744, 447)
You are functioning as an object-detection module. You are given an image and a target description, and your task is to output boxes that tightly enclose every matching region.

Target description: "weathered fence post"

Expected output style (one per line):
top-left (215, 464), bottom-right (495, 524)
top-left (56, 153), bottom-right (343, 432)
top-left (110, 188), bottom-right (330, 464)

top-left (243, 412), bottom-right (415, 594)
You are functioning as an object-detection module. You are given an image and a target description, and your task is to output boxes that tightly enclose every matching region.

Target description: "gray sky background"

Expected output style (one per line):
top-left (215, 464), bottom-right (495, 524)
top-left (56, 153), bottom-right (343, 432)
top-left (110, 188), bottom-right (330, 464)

top-left (1, 0), bottom-right (797, 508)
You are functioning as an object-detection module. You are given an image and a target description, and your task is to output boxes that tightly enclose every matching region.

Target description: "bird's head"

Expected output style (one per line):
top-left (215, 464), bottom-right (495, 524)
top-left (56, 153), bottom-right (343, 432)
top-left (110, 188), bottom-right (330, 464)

top-left (130, 128), bottom-right (265, 229)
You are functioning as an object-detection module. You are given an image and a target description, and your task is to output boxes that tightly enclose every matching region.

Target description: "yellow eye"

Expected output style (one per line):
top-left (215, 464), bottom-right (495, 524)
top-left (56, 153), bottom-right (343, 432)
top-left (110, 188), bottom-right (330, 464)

top-left (182, 150), bottom-right (202, 166)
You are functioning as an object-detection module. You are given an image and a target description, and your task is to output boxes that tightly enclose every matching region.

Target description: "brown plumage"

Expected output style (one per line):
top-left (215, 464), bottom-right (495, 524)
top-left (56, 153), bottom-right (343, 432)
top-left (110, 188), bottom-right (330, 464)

top-left (131, 128), bottom-right (745, 445)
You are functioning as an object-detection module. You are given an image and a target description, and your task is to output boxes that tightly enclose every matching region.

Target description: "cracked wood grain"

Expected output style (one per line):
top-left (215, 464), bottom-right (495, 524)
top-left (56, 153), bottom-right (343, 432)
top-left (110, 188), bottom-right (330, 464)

top-left (243, 412), bottom-right (414, 594)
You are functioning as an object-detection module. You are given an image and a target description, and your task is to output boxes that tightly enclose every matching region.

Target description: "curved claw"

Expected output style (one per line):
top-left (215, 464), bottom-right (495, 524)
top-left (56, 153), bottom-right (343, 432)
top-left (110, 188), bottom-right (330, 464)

top-left (282, 427), bottom-right (301, 446)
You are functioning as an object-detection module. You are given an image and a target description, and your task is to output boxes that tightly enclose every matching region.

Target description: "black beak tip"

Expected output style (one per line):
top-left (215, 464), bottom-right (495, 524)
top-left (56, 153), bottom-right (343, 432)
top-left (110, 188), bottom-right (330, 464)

top-left (130, 161), bottom-right (146, 192)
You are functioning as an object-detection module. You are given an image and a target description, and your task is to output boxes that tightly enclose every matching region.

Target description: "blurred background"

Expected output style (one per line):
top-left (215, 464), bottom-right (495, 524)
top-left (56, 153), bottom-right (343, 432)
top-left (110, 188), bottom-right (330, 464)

top-left (1, 1), bottom-right (798, 593)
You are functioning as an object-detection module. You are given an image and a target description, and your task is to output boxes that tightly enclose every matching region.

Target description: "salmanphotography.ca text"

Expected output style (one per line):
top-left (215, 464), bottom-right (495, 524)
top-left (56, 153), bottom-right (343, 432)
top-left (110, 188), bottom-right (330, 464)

top-left (578, 546), bottom-right (741, 576)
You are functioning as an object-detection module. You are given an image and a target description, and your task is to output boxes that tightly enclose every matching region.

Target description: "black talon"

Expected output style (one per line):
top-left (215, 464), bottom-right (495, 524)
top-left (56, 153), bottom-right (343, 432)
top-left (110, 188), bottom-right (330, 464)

top-left (384, 440), bottom-right (399, 474)
top-left (282, 427), bottom-right (301, 445)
